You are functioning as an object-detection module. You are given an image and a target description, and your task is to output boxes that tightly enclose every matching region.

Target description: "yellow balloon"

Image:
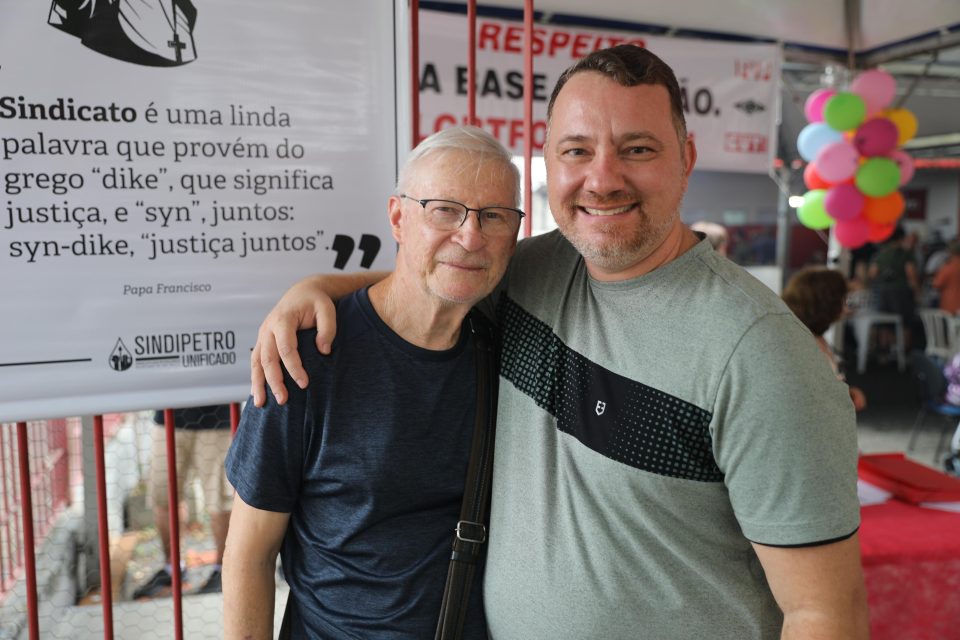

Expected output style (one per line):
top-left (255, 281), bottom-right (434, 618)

top-left (883, 108), bottom-right (918, 145)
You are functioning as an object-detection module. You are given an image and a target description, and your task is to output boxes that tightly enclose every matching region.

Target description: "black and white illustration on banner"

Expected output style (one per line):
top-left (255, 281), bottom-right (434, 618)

top-left (48, 0), bottom-right (198, 67)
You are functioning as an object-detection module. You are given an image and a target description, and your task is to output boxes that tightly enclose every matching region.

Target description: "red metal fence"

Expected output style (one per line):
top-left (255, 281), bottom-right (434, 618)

top-left (0, 418), bottom-right (77, 604)
top-left (1, 410), bottom-right (240, 640)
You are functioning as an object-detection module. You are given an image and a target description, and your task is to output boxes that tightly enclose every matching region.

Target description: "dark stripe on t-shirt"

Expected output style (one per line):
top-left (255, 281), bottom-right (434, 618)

top-left (498, 295), bottom-right (723, 482)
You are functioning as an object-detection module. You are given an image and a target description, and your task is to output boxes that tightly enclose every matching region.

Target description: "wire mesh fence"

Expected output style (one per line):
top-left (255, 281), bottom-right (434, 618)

top-left (0, 406), bottom-right (249, 640)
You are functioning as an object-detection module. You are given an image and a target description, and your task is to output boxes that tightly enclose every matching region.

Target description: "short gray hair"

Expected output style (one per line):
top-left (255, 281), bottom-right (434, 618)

top-left (397, 126), bottom-right (520, 206)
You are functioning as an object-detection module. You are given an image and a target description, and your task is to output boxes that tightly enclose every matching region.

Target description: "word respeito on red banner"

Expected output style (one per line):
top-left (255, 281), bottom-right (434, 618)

top-left (478, 21), bottom-right (646, 60)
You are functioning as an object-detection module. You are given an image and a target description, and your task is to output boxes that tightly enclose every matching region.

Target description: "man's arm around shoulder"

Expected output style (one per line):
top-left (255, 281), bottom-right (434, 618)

top-left (252, 271), bottom-right (387, 406)
top-left (753, 534), bottom-right (869, 639)
top-left (223, 493), bottom-right (291, 640)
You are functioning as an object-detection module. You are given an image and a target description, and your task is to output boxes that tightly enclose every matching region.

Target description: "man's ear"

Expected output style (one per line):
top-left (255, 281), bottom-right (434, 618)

top-left (682, 134), bottom-right (697, 178)
top-left (388, 195), bottom-right (403, 244)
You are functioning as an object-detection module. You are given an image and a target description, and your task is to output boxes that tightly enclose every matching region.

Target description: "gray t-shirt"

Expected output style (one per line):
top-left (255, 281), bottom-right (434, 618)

top-left (482, 231), bottom-right (860, 640)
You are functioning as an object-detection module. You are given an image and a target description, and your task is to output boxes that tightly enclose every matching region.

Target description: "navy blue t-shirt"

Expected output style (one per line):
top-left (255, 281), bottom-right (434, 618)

top-left (226, 288), bottom-right (486, 639)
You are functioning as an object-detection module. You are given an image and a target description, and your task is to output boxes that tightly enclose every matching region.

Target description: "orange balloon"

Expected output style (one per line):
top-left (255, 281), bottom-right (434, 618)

top-left (882, 108), bottom-right (918, 145)
top-left (867, 220), bottom-right (896, 243)
top-left (863, 191), bottom-right (905, 224)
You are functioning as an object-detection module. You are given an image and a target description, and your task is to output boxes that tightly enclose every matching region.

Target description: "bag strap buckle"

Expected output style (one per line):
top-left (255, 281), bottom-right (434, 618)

top-left (455, 520), bottom-right (486, 544)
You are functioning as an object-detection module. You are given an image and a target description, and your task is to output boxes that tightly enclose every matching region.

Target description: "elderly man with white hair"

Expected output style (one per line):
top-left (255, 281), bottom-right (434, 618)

top-left (222, 125), bottom-right (522, 640)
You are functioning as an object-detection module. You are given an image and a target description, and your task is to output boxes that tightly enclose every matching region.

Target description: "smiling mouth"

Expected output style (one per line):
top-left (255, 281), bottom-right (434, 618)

top-left (442, 262), bottom-right (486, 271)
top-left (579, 204), bottom-right (635, 216)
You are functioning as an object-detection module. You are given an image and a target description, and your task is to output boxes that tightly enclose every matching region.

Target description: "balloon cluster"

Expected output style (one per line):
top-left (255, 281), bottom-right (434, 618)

top-left (795, 69), bottom-right (917, 248)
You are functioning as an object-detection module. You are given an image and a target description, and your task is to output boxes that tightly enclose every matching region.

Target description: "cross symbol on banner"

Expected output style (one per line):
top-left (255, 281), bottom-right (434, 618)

top-left (168, 32), bottom-right (186, 63)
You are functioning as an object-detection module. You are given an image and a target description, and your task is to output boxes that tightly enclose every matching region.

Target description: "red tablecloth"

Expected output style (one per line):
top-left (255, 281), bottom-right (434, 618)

top-left (860, 499), bottom-right (960, 640)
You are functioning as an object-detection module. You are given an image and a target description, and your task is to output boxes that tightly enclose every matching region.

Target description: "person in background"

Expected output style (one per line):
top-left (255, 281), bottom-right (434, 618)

top-left (922, 230), bottom-right (948, 281)
top-left (932, 240), bottom-right (960, 315)
top-left (690, 220), bottom-right (728, 257)
top-left (132, 405), bottom-right (233, 598)
top-left (222, 126), bottom-right (521, 639)
top-left (783, 267), bottom-right (867, 412)
top-left (249, 46), bottom-right (868, 639)
top-left (941, 353), bottom-right (960, 477)
top-left (869, 225), bottom-right (919, 351)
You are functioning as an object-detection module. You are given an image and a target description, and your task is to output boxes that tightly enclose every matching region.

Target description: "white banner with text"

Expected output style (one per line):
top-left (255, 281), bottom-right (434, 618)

top-left (0, 0), bottom-right (404, 421)
top-left (419, 10), bottom-right (781, 173)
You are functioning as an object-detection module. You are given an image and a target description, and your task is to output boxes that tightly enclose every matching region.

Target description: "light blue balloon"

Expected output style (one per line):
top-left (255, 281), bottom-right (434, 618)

top-left (797, 123), bottom-right (844, 162)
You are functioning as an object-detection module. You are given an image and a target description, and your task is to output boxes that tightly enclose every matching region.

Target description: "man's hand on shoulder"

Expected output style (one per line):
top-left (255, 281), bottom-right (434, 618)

top-left (250, 275), bottom-right (335, 407)
top-left (250, 272), bottom-right (389, 407)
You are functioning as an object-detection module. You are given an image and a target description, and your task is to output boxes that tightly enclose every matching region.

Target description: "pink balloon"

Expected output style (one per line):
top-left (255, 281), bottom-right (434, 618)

top-left (815, 140), bottom-right (859, 183)
top-left (804, 88), bottom-right (836, 123)
top-left (889, 149), bottom-right (915, 186)
top-left (824, 184), bottom-right (865, 221)
top-left (854, 118), bottom-right (899, 157)
top-left (851, 69), bottom-right (897, 114)
top-left (834, 216), bottom-right (871, 249)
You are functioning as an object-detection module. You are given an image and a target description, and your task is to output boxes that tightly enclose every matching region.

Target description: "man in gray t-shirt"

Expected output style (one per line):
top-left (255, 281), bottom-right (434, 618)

top-left (250, 46), bottom-right (869, 639)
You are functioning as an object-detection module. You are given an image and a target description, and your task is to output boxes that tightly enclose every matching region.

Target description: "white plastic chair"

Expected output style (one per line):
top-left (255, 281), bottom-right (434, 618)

top-left (845, 290), bottom-right (906, 374)
top-left (918, 308), bottom-right (956, 360)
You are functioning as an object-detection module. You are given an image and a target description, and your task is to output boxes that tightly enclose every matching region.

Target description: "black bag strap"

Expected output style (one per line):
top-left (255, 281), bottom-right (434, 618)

top-left (435, 310), bottom-right (499, 640)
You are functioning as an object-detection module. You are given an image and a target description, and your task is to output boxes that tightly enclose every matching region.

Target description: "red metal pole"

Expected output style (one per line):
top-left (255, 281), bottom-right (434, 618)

top-left (467, 0), bottom-right (477, 126)
top-left (229, 403), bottom-right (241, 437)
top-left (92, 415), bottom-right (115, 640)
top-left (0, 425), bottom-right (11, 594)
top-left (523, 0), bottom-right (534, 237)
top-left (410, 0), bottom-right (421, 147)
top-left (163, 409), bottom-right (184, 640)
top-left (16, 422), bottom-right (39, 640)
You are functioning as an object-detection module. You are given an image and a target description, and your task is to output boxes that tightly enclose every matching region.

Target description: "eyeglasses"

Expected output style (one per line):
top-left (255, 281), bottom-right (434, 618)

top-left (400, 194), bottom-right (524, 237)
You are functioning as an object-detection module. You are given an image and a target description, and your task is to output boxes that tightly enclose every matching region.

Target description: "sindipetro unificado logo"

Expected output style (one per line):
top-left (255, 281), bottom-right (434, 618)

top-left (109, 338), bottom-right (133, 372)
top-left (136, 329), bottom-right (237, 369)
top-left (109, 329), bottom-right (238, 371)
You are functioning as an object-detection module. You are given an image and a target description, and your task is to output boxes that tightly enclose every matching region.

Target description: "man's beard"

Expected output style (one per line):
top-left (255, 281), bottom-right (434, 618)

top-left (555, 200), bottom-right (678, 274)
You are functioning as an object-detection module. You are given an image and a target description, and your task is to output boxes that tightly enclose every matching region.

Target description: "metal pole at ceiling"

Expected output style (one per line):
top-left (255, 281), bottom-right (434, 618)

top-left (861, 31), bottom-right (960, 68)
top-left (843, 0), bottom-right (862, 70)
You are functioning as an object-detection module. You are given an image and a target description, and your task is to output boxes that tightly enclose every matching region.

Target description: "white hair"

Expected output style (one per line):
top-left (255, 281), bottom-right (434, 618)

top-left (397, 126), bottom-right (520, 207)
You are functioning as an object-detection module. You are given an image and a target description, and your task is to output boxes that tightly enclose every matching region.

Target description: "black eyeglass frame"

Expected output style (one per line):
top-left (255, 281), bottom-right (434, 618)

top-left (399, 194), bottom-right (525, 231)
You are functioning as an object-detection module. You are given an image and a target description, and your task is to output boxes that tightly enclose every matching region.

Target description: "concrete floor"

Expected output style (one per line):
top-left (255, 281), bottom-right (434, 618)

top-left (851, 354), bottom-right (958, 467)
top-left (39, 586), bottom-right (289, 640)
